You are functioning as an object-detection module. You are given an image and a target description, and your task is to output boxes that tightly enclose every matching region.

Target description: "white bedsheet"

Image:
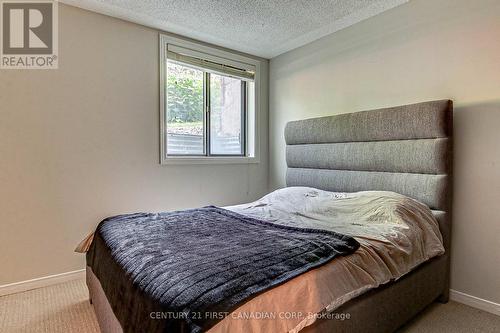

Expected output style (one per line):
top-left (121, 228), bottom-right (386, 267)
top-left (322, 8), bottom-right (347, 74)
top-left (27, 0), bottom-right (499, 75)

top-left (208, 187), bottom-right (444, 333)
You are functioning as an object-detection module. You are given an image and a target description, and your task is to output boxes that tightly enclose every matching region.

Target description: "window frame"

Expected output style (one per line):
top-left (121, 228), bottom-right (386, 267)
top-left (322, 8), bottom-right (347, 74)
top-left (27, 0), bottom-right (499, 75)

top-left (159, 34), bottom-right (261, 165)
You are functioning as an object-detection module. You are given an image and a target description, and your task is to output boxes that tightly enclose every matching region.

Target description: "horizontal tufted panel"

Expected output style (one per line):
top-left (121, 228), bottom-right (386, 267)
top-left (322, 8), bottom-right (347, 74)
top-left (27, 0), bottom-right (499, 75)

top-left (284, 99), bottom-right (453, 253)
top-left (286, 138), bottom-right (450, 174)
top-left (286, 168), bottom-right (449, 210)
top-left (285, 100), bottom-right (452, 145)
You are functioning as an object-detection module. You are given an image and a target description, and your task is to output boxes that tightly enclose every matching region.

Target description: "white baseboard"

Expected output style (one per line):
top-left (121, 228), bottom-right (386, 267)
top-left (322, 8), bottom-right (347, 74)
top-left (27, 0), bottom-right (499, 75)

top-left (0, 269), bottom-right (85, 297)
top-left (450, 289), bottom-right (500, 316)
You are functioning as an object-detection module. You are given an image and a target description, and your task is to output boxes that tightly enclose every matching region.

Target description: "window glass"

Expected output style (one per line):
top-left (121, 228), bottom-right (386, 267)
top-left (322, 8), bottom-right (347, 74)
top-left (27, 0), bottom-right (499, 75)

top-left (166, 61), bottom-right (204, 155)
top-left (210, 74), bottom-right (244, 155)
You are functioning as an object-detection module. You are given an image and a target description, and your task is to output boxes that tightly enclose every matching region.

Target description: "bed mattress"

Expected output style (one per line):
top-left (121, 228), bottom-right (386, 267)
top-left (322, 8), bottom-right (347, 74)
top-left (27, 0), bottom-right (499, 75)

top-left (85, 187), bottom-right (445, 333)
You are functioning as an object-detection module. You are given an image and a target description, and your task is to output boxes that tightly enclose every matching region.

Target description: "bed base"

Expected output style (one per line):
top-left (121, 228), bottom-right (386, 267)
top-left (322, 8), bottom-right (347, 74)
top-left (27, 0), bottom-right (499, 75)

top-left (87, 254), bottom-right (448, 333)
top-left (302, 255), bottom-right (448, 333)
top-left (87, 266), bottom-right (122, 333)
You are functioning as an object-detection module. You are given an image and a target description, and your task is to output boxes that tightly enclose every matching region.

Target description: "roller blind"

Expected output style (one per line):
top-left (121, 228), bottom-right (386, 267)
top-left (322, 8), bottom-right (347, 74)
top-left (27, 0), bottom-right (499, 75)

top-left (166, 44), bottom-right (255, 81)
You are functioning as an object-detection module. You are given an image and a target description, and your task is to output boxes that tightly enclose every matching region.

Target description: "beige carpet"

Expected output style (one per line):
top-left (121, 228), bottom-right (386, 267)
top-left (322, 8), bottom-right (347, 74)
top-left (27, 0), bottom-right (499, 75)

top-left (1, 279), bottom-right (499, 333)
top-left (0, 279), bottom-right (99, 333)
top-left (398, 300), bottom-right (500, 333)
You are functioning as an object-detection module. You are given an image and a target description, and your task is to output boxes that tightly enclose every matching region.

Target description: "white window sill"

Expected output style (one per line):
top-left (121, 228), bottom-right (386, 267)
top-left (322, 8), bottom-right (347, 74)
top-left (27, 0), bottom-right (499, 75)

top-left (161, 156), bottom-right (259, 165)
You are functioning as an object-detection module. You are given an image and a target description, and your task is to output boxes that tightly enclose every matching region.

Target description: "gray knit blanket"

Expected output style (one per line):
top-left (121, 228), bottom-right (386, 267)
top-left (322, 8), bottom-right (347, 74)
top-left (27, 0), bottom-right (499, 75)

top-left (87, 206), bottom-right (359, 333)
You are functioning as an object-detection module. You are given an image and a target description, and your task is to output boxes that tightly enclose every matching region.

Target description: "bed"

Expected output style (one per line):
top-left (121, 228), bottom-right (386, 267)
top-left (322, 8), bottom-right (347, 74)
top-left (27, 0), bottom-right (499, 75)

top-left (85, 99), bottom-right (453, 333)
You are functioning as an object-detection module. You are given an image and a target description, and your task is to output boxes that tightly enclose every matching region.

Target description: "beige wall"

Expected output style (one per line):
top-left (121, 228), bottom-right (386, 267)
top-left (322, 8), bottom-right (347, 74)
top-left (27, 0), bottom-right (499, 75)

top-left (269, 0), bottom-right (500, 303)
top-left (0, 5), bottom-right (268, 285)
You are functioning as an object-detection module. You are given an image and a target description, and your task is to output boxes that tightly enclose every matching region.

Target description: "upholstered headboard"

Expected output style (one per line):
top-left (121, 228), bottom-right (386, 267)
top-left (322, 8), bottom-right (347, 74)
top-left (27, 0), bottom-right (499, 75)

top-left (285, 100), bottom-right (453, 252)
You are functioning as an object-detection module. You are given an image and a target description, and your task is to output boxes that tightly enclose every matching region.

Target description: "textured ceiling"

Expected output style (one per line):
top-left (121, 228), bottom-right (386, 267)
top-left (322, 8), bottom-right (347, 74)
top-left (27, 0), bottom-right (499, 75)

top-left (62, 0), bottom-right (409, 58)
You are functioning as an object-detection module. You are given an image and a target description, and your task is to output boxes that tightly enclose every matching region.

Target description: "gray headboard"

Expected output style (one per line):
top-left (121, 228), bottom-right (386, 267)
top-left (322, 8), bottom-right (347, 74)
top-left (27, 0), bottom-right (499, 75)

top-left (285, 100), bottom-right (453, 252)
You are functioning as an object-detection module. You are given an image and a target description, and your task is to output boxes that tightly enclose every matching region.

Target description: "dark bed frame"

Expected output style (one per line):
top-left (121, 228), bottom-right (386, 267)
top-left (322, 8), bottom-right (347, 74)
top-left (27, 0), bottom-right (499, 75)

top-left (87, 100), bottom-right (453, 333)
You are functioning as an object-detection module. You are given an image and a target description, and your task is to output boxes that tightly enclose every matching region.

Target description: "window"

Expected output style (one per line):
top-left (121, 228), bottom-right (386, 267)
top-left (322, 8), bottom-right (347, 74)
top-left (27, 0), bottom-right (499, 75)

top-left (160, 35), bottom-right (260, 164)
